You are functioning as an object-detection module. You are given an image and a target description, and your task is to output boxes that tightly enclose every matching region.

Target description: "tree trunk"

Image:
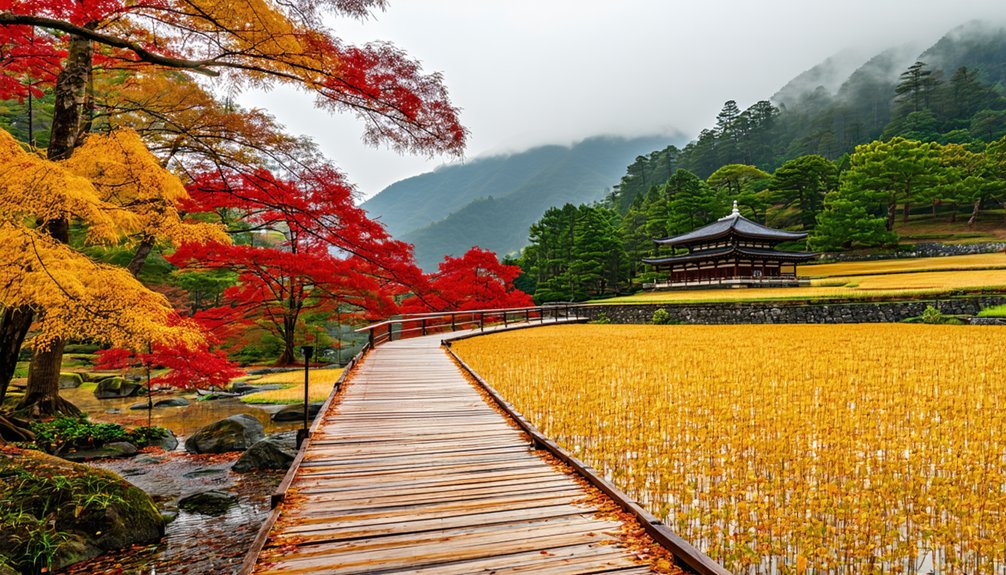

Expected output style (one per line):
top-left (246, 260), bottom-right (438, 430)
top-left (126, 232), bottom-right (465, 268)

top-left (0, 306), bottom-right (33, 405)
top-left (902, 201), bottom-right (911, 223)
top-left (276, 312), bottom-right (297, 366)
top-left (968, 199), bottom-right (982, 226)
top-left (16, 329), bottom-right (81, 418)
top-left (127, 235), bottom-right (156, 277)
top-left (949, 202), bottom-right (957, 223)
top-left (48, 32), bottom-right (93, 160)
top-left (886, 202), bottom-right (897, 231)
top-left (13, 33), bottom-right (93, 418)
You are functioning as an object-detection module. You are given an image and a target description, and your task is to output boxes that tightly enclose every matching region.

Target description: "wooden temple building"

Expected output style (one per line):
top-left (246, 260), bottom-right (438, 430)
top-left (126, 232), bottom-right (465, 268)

top-left (642, 202), bottom-right (817, 289)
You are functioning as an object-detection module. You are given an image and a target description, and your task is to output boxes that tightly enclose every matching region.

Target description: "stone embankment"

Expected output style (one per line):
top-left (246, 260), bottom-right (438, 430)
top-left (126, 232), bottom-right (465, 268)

top-left (582, 296), bottom-right (1006, 324)
top-left (818, 241), bottom-right (1006, 262)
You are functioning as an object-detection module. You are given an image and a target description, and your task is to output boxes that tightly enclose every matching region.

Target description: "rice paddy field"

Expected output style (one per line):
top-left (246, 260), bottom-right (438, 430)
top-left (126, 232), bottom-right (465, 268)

top-left (239, 367), bottom-right (343, 404)
top-left (605, 253), bottom-right (1006, 304)
top-left (453, 324), bottom-right (1006, 575)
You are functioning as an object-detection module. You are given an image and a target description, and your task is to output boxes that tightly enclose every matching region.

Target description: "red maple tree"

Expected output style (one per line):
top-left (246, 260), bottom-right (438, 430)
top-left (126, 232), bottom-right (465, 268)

top-left (401, 247), bottom-right (534, 314)
top-left (170, 165), bottom-right (427, 365)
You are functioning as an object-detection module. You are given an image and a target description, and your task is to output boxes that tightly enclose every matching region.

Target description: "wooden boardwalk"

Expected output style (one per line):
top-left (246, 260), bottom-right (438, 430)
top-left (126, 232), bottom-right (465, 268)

top-left (243, 326), bottom-right (664, 575)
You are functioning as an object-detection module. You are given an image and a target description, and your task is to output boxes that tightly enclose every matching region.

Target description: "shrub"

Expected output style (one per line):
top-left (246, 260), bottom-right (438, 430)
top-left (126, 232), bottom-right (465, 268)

top-left (921, 305), bottom-right (943, 324)
top-left (30, 417), bottom-right (167, 455)
top-left (651, 308), bottom-right (671, 325)
top-left (589, 312), bottom-right (612, 325)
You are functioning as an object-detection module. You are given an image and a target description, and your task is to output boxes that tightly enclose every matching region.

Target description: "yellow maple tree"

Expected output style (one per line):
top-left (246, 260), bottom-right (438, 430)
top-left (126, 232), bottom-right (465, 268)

top-left (0, 128), bottom-right (223, 415)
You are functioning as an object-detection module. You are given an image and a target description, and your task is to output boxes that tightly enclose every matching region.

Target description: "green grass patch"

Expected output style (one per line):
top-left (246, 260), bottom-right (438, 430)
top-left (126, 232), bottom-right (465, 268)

top-left (978, 304), bottom-right (1006, 318)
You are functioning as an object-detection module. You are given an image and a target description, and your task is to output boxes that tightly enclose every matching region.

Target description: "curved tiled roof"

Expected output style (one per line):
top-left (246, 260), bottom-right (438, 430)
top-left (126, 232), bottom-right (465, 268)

top-left (642, 246), bottom-right (818, 266)
top-left (654, 212), bottom-right (807, 246)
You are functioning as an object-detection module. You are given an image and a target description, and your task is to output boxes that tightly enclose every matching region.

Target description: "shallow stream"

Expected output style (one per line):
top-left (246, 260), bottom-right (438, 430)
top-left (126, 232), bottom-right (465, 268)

top-left (54, 387), bottom-right (299, 575)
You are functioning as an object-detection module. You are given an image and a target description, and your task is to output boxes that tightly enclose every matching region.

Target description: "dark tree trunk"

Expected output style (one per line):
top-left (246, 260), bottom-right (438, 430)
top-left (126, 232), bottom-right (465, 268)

top-left (886, 202), bottom-right (897, 231)
top-left (0, 306), bottom-right (33, 405)
top-left (16, 328), bottom-right (81, 418)
top-left (949, 202), bottom-right (957, 223)
top-left (127, 235), bottom-right (156, 277)
top-left (12, 32), bottom-right (93, 418)
top-left (48, 32), bottom-right (93, 161)
top-left (276, 312), bottom-right (297, 366)
top-left (968, 199), bottom-right (982, 226)
top-left (902, 201), bottom-right (911, 223)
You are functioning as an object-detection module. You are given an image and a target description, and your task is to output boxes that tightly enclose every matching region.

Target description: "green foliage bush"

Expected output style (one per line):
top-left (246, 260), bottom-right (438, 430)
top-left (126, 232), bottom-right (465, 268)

top-left (977, 304), bottom-right (1006, 318)
top-left (30, 417), bottom-right (167, 455)
top-left (589, 312), bottom-right (612, 324)
top-left (651, 308), bottom-right (671, 325)
top-left (921, 305), bottom-right (944, 324)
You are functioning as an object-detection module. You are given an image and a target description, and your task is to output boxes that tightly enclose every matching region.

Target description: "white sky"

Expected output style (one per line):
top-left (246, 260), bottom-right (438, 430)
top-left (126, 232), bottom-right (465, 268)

top-left (242, 1), bottom-right (1005, 199)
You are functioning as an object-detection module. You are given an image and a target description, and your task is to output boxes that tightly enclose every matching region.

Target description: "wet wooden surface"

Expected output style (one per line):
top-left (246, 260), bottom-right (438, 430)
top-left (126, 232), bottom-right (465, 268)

top-left (248, 325), bottom-right (656, 575)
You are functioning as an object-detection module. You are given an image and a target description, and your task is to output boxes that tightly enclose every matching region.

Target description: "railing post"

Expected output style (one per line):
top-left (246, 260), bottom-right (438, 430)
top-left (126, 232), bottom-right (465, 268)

top-left (480, 312), bottom-right (485, 332)
top-left (525, 309), bottom-right (530, 323)
top-left (422, 318), bottom-right (427, 336)
top-left (504, 311), bottom-right (508, 327)
top-left (451, 313), bottom-right (456, 331)
top-left (368, 328), bottom-right (374, 348)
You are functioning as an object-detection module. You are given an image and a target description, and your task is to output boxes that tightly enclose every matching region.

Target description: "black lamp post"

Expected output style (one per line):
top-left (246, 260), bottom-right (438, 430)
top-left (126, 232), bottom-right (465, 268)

top-left (297, 345), bottom-right (314, 448)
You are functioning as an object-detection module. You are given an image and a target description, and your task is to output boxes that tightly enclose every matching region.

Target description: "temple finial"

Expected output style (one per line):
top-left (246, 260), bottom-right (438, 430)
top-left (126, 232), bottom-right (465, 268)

top-left (731, 200), bottom-right (739, 217)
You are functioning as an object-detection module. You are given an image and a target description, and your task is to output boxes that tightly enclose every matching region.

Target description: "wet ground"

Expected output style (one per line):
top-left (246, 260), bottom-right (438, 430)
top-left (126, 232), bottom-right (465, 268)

top-left (54, 388), bottom-right (298, 575)
top-left (60, 386), bottom-right (301, 437)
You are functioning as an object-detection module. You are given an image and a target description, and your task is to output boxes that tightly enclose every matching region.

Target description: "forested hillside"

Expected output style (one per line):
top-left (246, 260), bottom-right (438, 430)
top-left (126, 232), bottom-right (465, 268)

top-left (362, 135), bottom-right (681, 269)
top-left (517, 22), bottom-right (1006, 303)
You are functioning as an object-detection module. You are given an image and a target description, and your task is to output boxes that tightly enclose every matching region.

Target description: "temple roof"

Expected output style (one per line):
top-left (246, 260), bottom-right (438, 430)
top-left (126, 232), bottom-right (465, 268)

top-left (642, 246), bottom-right (818, 266)
top-left (654, 204), bottom-right (807, 247)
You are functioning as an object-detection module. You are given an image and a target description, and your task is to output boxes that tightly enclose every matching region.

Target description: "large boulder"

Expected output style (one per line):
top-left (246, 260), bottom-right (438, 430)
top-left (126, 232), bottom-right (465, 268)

top-left (0, 448), bottom-right (164, 573)
top-left (93, 377), bottom-right (142, 399)
top-left (178, 490), bottom-right (237, 516)
top-left (58, 372), bottom-right (83, 389)
top-left (184, 414), bottom-right (264, 454)
top-left (232, 438), bottom-right (296, 472)
top-left (271, 402), bottom-right (324, 422)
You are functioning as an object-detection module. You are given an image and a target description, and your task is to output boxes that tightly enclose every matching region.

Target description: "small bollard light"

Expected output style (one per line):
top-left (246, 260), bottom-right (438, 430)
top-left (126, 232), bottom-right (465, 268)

top-left (297, 345), bottom-right (314, 448)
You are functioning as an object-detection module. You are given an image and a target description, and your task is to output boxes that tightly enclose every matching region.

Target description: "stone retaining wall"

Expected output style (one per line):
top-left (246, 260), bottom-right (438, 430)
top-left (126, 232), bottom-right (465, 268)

top-left (579, 296), bottom-right (1006, 325)
top-left (819, 242), bottom-right (1006, 262)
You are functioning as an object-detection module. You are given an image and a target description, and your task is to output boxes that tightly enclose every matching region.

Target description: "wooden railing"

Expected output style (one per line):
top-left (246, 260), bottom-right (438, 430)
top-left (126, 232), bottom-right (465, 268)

top-left (356, 303), bottom-right (587, 347)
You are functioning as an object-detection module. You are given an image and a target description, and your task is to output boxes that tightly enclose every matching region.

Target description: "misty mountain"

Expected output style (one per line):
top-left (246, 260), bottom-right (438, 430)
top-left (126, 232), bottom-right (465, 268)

top-left (363, 135), bottom-right (682, 269)
top-left (609, 21), bottom-right (1006, 211)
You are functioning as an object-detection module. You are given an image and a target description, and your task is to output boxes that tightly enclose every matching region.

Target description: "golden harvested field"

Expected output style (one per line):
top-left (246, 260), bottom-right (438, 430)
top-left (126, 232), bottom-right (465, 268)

top-left (799, 253), bottom-right (1006, 278)
top-left (453, 324), bottom-right (1006, 575)
top-left (239, 367), bottom-right (343, 404)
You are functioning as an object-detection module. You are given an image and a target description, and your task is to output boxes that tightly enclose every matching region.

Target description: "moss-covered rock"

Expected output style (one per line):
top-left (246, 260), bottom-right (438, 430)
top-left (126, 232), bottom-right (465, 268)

top-left (184, 414), bottom-right (264, 454)
top-left (0, 447), bottom-right (164, 573)
top-left (58, 372), bottom-right (83, 389)
top-left (93, 377), bottom-right (142, 399)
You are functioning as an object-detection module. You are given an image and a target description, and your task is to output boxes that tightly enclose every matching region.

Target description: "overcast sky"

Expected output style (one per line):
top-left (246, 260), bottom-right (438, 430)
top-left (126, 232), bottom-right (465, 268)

top-left (243, 1), bottom-right (1004, 199)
